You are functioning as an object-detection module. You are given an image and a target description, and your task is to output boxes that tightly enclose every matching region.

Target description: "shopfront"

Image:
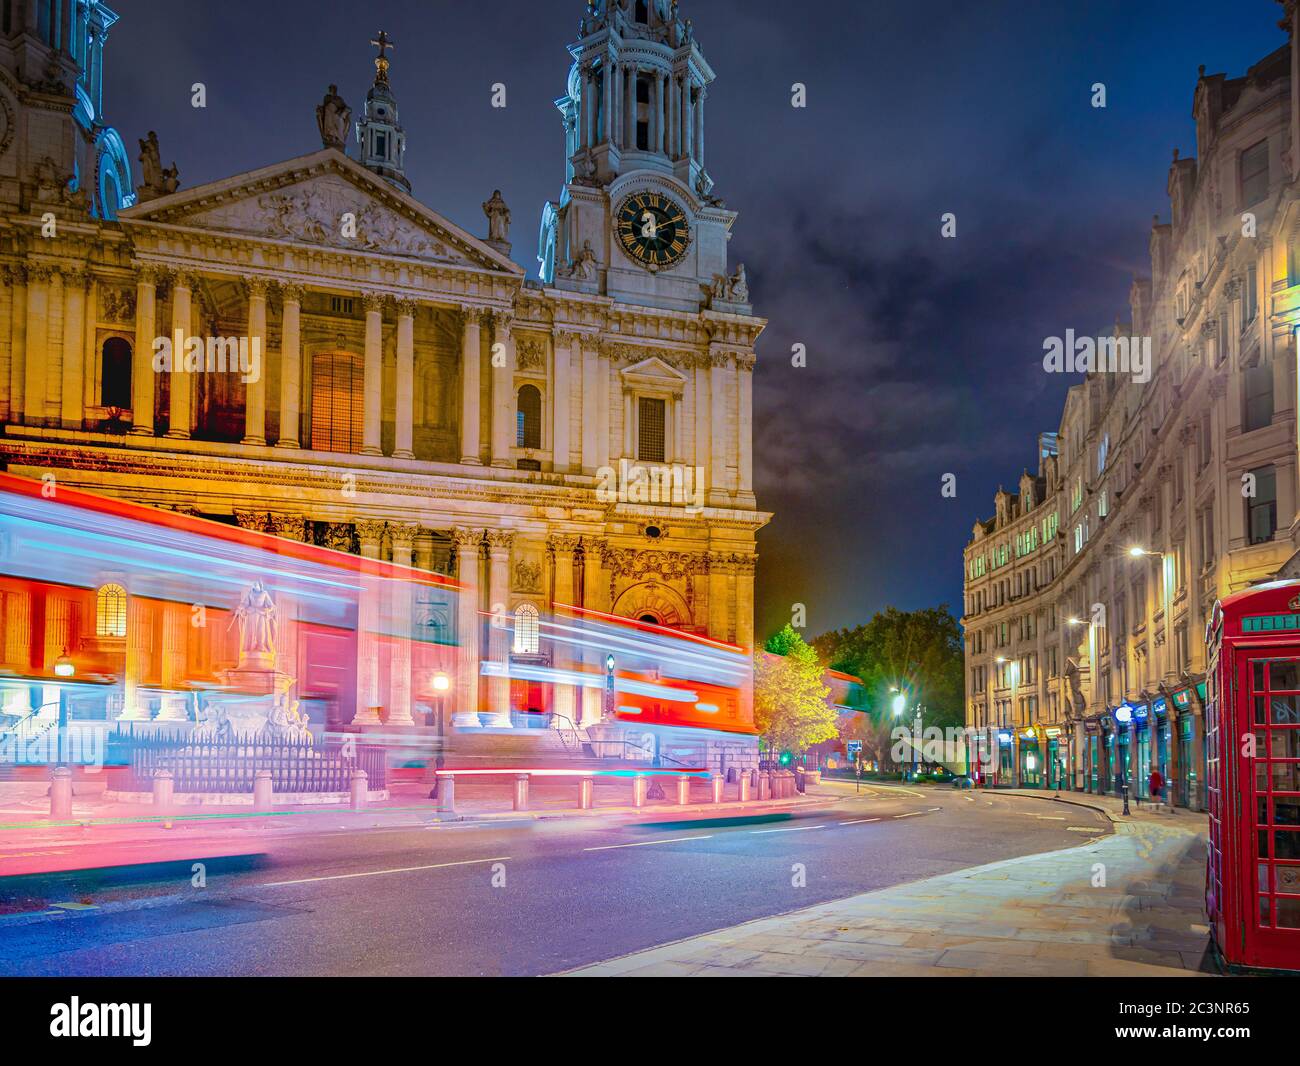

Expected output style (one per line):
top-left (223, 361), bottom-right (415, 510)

top-left (1045, 727), bottom-right (1063, 789)
top-left (997, 730), bottom-right (1014, 785)
top-left (1133, 704), bottom-right (1151, 800)
top-left (1018, 729), bottom-right (1042, 787)
top-left (1086, 723), bottom-right (1101, 793)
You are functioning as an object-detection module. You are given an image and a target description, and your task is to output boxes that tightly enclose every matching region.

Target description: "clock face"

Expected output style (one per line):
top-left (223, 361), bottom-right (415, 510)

top-left (615, 192), bottom-right (691, 270)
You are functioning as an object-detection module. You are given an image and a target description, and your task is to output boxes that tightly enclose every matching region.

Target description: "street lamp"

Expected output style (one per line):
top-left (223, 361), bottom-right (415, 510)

top-left (603, 653), bottom-right (616, 720)
top-left (428, 671), bottom-right (450, 799)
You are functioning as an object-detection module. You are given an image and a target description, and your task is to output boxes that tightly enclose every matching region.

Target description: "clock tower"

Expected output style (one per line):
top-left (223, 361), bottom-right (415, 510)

top-left (538, 0), bottom-right (750, 316)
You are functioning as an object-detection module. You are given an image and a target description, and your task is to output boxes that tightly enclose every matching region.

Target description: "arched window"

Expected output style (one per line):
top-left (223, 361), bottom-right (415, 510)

top-left (95, 583), bottom-right (127, 638)
top-left (100, 338), bottom-right (132, 409)
top-left (513, 603), bottom-right (540, 654)
top-left (516, 384), bottom-right (541, 449)
top-left (311, 351), bottom-right (365, 453)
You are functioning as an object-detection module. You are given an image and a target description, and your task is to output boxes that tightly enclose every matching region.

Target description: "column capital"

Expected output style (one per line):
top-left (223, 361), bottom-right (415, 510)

top-left (459, 303), bottom-right (490, 325)
top-left (548, 534), bottom-right (582, 554)
top-left (242, 275), bottom-right (270, 298)
top-left (266, 513), bottom-right (310, 542)
top-left (484, 529), bottom-right (515, 554)
top-left (452, 526), bottom-right (485, 551)
top-left (395, 296), bottom-right (418, 318)
top-left (279, 281), bottom-right (305, 304)
top-left (323, 523), bottom-right (355, 553)
top-left (355, 519), bottom-right (387, 546)
top-left (389, 521), bottom-right (420, 550)
top-left (234, 509), bottom-right (268, 532)
top-left (553, 326), bottom-right (582, 345)
top-left (171, 270), bottom-right (198, 291)
top-left (362, 291), bottom-right (386, 314)
top-left (133, 262), bottom-right (164, 285)
top-left (490, 308), bottom-right (514, 334)
top-left (731, 553), bottom-right (757, 576)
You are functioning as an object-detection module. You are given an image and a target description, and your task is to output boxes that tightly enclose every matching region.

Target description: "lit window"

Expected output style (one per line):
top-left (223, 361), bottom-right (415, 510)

top-left (513, 603), bottom-right (540, 654)
top-left (311, 351), bottom-right (364, 453)
top-left (100, 338), bottom-right (132, 409)
top-left (96, 583), bottom-right (127, 638)
top-left (516, 385), bottom-right (541, 449)
top-left (637, 396), bottom-right (666, 462)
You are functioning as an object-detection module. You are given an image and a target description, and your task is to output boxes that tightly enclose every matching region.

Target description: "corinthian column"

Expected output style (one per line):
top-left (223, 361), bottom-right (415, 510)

top-left (483, 530), bottom-right (515, 727)
top-left (552, 329), bottom-right (573, 473)
top-left (549, 535), bottom-right (580, 729)
top-left (394, 298), bottom-right (416, 459)
top-left (276, 283), bottom-right (303, 449)
top-left (242, 276), bottom-right (268, 446)
top-left (361, 292), bottom-right (385, 455)
top-left (452, 528), bottom-right (484, 727)
top-left (489, 310), bottom-right (516, 467)
top-left (60, 269), bottom-right (88, 430)
top-left (166, 271), bottom-right (193, 438)
top-left (129, 266), bottom-right (158, 435)
top-left (387, 522), bottom-right (419, 726)
top-left (22, 266), bottom-right (52, 426)
top-left (460, 306), bottom-right (484, 464)
top-left (352, 520), bottom-right (386, 725)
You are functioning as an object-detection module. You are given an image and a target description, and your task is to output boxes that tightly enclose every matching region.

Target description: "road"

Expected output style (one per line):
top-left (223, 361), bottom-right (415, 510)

top-left (0, 784), bottom-right (1111, 976)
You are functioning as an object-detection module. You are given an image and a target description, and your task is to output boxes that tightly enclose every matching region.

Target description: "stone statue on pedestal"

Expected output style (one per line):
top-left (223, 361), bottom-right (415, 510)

top-left (316, 85), bottom-right (352, 150)
top-left (229, 579), bottom-right (277, 669)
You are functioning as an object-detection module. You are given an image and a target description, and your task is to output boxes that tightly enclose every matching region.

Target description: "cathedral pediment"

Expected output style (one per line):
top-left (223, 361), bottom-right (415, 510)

top-left (620, 356), bottom-right (687, 393)
top-left (118, 148), bottom-right (522, 275)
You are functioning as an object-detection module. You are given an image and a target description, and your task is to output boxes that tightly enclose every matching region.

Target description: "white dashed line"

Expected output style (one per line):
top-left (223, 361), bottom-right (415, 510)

top-left (583, 835), bottom-right (713, 851)
top-left (750, 824), bottom-right (826, 834)
top-left (264, 855), bottom-right (511, 886)
top-left (840, 818), bottom-right (880, 825)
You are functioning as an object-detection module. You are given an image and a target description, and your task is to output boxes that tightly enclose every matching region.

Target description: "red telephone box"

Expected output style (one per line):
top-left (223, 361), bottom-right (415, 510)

top-left (1206, 580), bottom-right (1300, 972)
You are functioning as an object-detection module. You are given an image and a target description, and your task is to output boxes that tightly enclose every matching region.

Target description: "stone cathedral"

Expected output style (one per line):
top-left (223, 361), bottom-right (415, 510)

top-left (0, 1), bottom-right (767, 748)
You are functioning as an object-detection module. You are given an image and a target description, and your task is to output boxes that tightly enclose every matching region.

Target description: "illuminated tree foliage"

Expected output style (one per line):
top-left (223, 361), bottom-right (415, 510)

top-left (754, 625), bottom-right (837, 753)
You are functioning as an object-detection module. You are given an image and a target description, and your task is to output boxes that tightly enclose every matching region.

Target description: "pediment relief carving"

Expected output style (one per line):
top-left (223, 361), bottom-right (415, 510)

top-left (620, 355), bottom-right (688, 394)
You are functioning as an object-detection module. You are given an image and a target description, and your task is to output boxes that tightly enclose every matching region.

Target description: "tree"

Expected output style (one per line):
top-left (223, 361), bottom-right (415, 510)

top-left (813, 605), bottom-right (965, 731)
top-left (753, 628), bottom-right (837, 755)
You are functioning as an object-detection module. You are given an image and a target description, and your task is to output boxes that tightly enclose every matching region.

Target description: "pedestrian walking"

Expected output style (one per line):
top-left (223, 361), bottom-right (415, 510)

top-left (1149, 767), bottom-right (1165, 813)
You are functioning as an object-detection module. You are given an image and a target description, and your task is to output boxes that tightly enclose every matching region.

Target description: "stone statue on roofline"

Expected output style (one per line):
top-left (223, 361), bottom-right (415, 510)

top-left (316, 84), bottom-right (352, 150)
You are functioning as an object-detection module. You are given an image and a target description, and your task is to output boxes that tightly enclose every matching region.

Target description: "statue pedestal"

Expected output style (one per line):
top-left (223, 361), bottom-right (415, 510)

top-left (216, 667), bottom-right (296, 738)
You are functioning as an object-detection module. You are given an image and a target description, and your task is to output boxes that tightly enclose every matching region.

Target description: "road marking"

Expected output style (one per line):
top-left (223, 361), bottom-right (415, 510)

top-left (894, 811), bottom-right (923, 818)
top-left (1066, 826), bottom-right (1100, 832)
top-left (263, 855), bottom-right (510, 886)
top-left (1034, 815), bottom-right (1066, 820)
top-left (840, 818), bottom-right (880, 825)
top-left (583, 835), bottom-right (713, 851)
top-left (750, 824), bottom-right (825, 834)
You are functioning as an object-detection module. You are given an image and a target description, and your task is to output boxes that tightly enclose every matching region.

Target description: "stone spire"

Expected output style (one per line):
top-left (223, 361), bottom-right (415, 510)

top-left (355, 30), bottom-right (410, 193)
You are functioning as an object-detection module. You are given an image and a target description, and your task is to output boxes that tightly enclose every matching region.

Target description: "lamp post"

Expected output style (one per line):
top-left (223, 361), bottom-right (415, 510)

top-left (603, 653), bottom-right (616, 720)
top-left (891, 689), bottom-right (906, 777)
top-left (1115, 703), bottom-right (1133, 815)
top-left (427, 671), bottom-right (450, 799)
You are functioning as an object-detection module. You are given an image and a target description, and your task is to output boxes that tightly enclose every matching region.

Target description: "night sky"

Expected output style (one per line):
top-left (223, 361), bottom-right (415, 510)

top-left (104, 0), bottom-right (1285, 642)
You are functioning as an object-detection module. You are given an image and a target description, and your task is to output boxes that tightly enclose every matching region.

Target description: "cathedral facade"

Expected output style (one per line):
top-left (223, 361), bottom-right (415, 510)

top-left (0, 1), bottom-right (767, 762)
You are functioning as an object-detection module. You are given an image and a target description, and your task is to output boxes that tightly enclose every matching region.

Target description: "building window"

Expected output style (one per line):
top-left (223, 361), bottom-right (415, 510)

top-left (311, 351), bottom-right (364, 453)
top-left (512, 603), bottom-right (540, 654)
top-left (1241, 140), bottom-right (1270, 208)
top-left (95, 583), bottom-right (127, 638)
top-left (637, 396), bottom-right (666, 462)
top-left (1247, 465), bottom-right (1277, 545)
top-left (1244, 263), bottom-right (1259, 327)
top-left (100, 338), bottom-right (132, 409)
top-left (636, 75), bottom-right (651, 151)
top-left (516, 384), bottom-right (541, 449)
top-left (328, 297), bottom-right (355, 315)
top-left (1243, 361), bottom-right (1273, 432)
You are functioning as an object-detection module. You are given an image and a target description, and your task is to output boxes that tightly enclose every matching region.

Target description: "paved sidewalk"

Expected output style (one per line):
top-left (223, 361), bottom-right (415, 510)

top-left (563, 797), bottom-right (1212, 977)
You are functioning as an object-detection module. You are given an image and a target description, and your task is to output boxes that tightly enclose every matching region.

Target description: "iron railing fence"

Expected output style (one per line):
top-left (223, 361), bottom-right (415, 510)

top-left (125, 733), bottom-right (386, 794)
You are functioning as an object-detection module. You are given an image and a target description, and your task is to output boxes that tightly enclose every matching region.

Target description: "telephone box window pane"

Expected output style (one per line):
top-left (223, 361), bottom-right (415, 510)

top-left (1260, 798), bottom-right (1271, 825)
top-left (1273, 661), bottom-right (1300, 691)
top-left (1277, 897), bottom-right (1300, 929)
top-left (1260, 862), bottom-right (1270, 891)
top-left (1279, 865), bottom-right (1300, 894)
top-left (1277, 831), bottom-right (1300, 861)
top-left (1255, 662), bottom-right (1267, 690)
top-left (1273, 696), bottom-right (1300, 724)
top-left (1277, 799), bottom-right (1300, 825)
top-left (1258, 761), bottom-right (1270, 791)
top-left (1272, 763), bottom-right (1300, 792)
top-left (1260, 830), bottom-right (1271, 858)
top-left (1273, 731), bottom-right (1300, 760)
top-left (1261, 895), bottom-right (1272, 925)
top-left (1256, 697), bottom-right (1268, 723)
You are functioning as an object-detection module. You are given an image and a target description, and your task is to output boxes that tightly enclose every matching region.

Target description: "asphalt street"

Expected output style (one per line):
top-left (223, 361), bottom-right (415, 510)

top-left (0, 784), bottom-right (1111, 976)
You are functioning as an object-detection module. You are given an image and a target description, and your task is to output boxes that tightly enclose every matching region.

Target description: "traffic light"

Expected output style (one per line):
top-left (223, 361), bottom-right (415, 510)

top-left (779, 751), bottom-right (792, 766)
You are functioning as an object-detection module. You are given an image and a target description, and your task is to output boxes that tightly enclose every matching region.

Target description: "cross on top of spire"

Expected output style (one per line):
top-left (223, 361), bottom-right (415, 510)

top-left (370, 30), bottom-right (394, 83)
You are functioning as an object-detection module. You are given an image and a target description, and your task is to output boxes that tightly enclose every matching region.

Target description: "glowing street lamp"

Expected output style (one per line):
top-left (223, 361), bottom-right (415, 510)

top-left (891, 692), bottom-right (906, 717)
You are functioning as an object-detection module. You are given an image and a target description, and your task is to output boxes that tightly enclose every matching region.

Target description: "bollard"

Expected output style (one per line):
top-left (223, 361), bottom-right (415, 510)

top-left (152, 769), bottom-right (174, 811)
top-left (253, 769), bottom-right (273, 812)
top-left (632, 775), bottom-right (649, 808)
top-left (759, 772), bottom-right (770, 801)
top-left (711, 772), bottom-right (724, 804)
top-left (579, 775), bottom-right (595, 810)
top-left (49, 766), bottom-right (73, 819)
top-left (513, 773), bottom-right (530, 811)
top-left (350, 769), bottom-right (368, 810)
top-left (739, 770), bottom-right (752, 802)
top-left (440, 773), bottom-right (456, 814)
top-left (677, 774), bottom-right (691, 805)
